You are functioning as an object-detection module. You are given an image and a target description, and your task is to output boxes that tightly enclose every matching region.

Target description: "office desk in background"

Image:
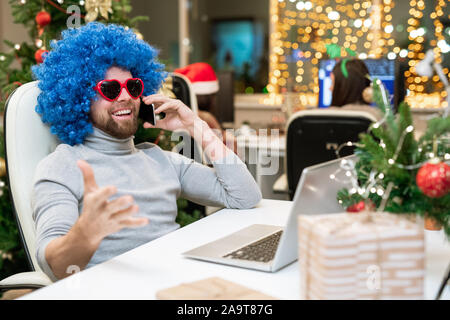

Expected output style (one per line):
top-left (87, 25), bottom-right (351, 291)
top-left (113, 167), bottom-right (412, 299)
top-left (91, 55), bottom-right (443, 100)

top-left (233, 109), bottom-right (443, 201)
top-left (22, 199), bottom-right (450, 300)
top-left (237, 134), bottom-right (288, 201)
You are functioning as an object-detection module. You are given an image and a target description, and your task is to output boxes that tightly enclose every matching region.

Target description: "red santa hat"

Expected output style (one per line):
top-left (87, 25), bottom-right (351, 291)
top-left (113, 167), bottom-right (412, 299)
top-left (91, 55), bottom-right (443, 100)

top-left (174, 62), bottom-right (219, 95)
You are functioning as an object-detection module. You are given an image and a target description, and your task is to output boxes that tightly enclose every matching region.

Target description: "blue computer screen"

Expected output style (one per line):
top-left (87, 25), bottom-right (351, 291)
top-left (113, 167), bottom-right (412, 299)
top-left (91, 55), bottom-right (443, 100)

top-left (318, 59), bottom-right (395, 108)
top-left (212, 20), bottom-right (264, 78)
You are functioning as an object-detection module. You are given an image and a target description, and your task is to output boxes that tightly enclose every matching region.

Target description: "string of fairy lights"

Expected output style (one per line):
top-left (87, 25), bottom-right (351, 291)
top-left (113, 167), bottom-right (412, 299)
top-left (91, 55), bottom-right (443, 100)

top-left (331, 80), bottom-right (450, 208)
top-left (406, 0), bottom-right (428, 94)
top-left (268, 0), bottom-right (449, 108)
top-left (269, 0), bottom-right (397, 95)
top-left (407, 0), bottom-right (448, 95)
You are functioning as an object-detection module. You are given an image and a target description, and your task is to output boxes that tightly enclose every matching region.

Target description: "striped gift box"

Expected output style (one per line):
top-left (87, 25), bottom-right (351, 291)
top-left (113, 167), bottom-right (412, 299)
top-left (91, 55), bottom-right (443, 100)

top-left (298, 212), bottom-right (424, 300)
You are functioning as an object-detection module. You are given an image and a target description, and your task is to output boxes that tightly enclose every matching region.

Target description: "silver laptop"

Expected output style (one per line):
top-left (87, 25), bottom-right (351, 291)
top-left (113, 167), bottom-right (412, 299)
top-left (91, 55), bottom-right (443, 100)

top-left (182, 155), bottom-right (357, 272)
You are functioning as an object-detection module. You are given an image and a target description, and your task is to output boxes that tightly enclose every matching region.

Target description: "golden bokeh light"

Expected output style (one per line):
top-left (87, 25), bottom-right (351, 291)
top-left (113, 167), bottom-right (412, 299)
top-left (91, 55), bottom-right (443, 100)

top-left (267, 0), bottom-right (449, 106)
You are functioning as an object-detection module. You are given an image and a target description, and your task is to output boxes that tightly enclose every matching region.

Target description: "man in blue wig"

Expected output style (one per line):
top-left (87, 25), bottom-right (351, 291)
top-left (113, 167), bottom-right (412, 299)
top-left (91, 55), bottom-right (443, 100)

top-left (32, 22), bottom-right (261, 281)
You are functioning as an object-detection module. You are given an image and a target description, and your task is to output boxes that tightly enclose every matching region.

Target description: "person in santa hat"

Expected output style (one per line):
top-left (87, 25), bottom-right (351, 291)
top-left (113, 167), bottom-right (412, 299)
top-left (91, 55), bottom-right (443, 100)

top-left (175, 62), bottom-right (237, 153)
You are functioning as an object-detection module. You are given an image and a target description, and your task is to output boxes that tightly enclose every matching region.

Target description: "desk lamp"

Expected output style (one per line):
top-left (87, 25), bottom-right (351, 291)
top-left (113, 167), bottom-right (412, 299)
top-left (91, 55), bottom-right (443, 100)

top-left (415, 49), bottom-right (450, 117)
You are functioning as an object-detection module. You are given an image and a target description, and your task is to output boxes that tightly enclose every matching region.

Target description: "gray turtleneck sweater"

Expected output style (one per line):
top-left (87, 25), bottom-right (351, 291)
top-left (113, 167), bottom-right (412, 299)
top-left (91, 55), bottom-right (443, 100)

top-left (32, 128), bottom-right (262, 281)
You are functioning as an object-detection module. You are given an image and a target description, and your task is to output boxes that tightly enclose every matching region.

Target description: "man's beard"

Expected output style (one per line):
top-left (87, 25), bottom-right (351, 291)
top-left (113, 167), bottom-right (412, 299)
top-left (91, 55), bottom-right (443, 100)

top-left (91, 102), bottom-right (139, 139)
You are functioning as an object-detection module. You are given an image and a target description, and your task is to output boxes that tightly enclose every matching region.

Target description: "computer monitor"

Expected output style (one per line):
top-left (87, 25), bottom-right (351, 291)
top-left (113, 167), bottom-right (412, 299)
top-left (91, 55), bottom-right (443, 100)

top-left (211, 18), bottom-right (264, 79)
top-left (318, 58), bottom-right (397, 109)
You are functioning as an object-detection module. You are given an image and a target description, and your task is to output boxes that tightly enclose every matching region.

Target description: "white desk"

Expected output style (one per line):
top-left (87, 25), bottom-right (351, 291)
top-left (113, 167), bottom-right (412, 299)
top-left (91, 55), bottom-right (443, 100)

top-left (22, 199), bottom-right (449, 300)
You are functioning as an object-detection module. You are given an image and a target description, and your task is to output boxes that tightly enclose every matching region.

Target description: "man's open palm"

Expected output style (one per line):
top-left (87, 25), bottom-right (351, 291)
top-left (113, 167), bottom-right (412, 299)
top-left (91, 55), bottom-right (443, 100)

top-left (76, 160), bottom-right (149, 245)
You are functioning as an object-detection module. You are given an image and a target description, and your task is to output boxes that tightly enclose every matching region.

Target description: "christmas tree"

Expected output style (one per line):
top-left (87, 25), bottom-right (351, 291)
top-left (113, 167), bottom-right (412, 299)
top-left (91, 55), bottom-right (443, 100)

top-left (337, 79), bottom-right (450, 238)
top-left (0, 0), bottom-right (150, 283)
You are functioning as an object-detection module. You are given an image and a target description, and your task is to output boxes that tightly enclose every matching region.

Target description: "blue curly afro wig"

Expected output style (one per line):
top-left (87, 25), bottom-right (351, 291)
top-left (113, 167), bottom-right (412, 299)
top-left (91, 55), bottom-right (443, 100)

top-left (32, 22), bottom-right (167, 145)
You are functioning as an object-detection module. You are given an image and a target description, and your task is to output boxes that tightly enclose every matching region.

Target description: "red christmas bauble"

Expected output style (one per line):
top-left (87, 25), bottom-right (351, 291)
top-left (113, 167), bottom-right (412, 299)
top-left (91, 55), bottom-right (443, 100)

top-left (36, 11), bottom-right (51, 28)
top-left (34, 49), bottom-right (48, 64)
top-left (346, 199), bottom-right (375, 213)
top-left (346, 200), bottom-right (366, 213)
top-left (416, 161), bottom-right (450, 198)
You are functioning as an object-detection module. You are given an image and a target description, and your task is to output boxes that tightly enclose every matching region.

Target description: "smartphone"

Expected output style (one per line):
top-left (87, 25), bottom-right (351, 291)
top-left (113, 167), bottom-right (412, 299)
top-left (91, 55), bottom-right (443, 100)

top-left (139, 100), bottom-right (156, 126)
top-left (139, 100), bottom-right (165, 126)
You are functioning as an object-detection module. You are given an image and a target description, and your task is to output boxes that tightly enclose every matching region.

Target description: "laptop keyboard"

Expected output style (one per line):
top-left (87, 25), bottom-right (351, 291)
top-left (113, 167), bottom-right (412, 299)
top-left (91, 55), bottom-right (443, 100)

top-left (223, 230), bottom-right (283, 263)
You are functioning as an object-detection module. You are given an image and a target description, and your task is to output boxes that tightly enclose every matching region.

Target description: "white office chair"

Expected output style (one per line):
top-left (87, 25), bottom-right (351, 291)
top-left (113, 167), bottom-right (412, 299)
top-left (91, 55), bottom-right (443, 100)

top-left (0, 81), bottom-right (56, 290)
top-left (273, 109), bottom-right (377, 199)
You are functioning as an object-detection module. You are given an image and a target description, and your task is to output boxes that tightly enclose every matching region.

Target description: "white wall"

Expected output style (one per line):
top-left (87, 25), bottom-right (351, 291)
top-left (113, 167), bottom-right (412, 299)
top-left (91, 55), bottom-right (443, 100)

top-left (130, 0), bottom-right (179, 68)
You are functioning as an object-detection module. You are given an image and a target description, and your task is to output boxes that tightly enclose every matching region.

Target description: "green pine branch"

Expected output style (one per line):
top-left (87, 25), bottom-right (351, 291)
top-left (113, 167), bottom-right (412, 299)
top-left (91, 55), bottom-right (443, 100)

top-left (337, 78), bottom-right (450, 239)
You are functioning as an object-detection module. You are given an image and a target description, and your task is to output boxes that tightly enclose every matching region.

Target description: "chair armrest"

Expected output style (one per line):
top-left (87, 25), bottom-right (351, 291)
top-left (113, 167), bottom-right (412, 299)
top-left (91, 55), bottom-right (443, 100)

top-left (273, 173), bottom-right (289, 194)
top-left (0, 271), bottom-right (53, 291)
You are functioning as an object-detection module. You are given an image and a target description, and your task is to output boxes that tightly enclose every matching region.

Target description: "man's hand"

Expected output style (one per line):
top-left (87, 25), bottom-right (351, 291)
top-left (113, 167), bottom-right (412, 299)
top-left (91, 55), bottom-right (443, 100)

top-left (44, 160), bottom-right (149, 280)
top-left (76, 160), bottom-right (149, 245)
top-left (142, 94), bottom-right (236, 162)
top-left (141, 94), bottom-right (200, 134)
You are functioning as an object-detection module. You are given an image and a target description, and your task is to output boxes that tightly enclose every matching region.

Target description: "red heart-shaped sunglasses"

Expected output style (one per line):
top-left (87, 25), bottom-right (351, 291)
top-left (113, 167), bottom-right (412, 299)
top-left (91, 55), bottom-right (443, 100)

top-left (93, 78), bottom-right (144, 101)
